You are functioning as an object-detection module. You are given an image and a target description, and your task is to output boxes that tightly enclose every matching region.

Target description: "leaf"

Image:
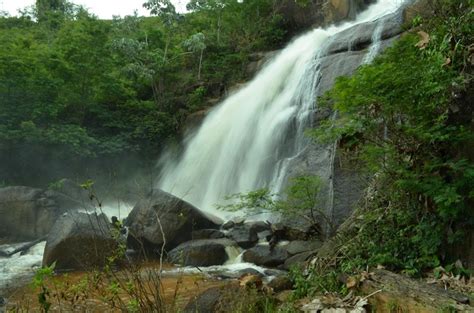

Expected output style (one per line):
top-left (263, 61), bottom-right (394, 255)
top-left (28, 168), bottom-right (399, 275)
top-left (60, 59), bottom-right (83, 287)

top-left (415, 31), bottom-right (430, 49)
top-left (346, 276), bottom-right (359, 289)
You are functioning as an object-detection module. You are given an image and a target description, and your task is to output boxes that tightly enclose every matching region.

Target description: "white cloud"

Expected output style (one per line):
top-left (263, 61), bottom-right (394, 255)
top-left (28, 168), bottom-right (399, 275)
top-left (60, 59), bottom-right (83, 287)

top-left (1, 0), bottom-right (188, 19)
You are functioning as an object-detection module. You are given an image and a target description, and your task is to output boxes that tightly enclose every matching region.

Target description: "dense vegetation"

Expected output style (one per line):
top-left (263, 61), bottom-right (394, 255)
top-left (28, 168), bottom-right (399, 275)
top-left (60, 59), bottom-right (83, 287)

top-left (296, 0), bottom-right (474, 296)
top-left (0, 0), bottom-right (288, 186)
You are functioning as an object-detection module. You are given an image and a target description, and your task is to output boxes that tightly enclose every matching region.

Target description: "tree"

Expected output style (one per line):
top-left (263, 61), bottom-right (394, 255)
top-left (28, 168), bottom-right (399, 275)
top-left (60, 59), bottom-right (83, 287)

top-left (183, 32), bottom-right (206, 80)
top-left (186, 0), bottom-right (227, 45)
top-left (35, 0), bottom-right (68, 24)
top-left (143, 0), bottom-right (178, 61)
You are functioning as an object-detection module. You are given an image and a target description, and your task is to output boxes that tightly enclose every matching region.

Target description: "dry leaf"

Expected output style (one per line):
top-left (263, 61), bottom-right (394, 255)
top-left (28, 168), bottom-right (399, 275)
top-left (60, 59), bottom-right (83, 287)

top-left (238, 274), bottom-right (262, 288)
top-left (442, 57), bottom-right (451, 67)
top-left (346, 276), bottom-right (359, 289)
top-left (301, 298), bottom-right (324, 312)
top-left (416, 31), bottom-right (430, 49)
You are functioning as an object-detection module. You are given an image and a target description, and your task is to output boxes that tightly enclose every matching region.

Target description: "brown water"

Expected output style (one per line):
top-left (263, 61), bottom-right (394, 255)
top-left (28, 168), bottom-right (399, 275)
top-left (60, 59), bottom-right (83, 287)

top-left (5, 263), bottom-right (234, 312)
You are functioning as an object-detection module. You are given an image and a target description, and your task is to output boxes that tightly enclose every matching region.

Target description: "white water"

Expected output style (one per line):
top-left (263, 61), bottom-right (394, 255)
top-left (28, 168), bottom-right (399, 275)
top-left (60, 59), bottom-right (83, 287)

top-left (0, 241), bottom-right (46, 293)
top-left (0, 0), bottom-right (407, 294)
top-left (157, 0), bottom-right (405, 220)
top-left (363, 21), bottom-right (385, 64)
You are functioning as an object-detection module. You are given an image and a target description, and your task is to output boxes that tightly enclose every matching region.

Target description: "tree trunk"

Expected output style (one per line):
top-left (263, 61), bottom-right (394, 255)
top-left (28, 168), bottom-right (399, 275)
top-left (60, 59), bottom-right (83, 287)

top-left (198, 49), bottom-right (203, 81)
top-left (217, 13), bottom-right (221, 46)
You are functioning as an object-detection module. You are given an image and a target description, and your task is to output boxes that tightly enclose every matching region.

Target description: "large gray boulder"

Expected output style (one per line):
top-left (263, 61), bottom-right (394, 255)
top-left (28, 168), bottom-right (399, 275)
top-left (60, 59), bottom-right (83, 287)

top-left (124, 189), bottom-right (222, 254)
top-left (168, 239), bottom-right (236, 267)
top-left (42, 212), bottom-right (118, 271)
top-left (0, 186), bottom-right (91, 241)
top-left (243, 245), bottom-right (289, 267)
top-left (226, 224), bottom-right (259, 249)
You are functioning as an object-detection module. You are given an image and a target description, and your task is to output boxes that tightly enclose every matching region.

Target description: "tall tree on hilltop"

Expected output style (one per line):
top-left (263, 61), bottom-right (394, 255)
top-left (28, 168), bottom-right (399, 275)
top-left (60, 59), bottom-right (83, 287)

top-left (36, 0), bottom-right (66, 22)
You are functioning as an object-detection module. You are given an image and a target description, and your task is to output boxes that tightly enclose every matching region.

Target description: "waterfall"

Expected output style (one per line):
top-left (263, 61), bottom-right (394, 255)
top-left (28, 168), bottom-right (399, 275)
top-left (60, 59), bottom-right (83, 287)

top-left (363, 21), bottom-right (385, 64)
top-left (157, 0), bottom-right (406, 220)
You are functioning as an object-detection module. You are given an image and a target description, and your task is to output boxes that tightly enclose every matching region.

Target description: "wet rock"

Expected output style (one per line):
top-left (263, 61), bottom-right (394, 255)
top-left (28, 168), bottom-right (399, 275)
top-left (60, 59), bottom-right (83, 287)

top-left (192, 229), bottom-right (225, 240)
top-left (227, 224), bottom-right (259, 249)
top-left (221, 220), bottom-right (235, 230)
top-left (258, 230), bottom-right (273, 241)
top-left (0, 186), bottom-right (90, 241)
top-left (246, 51), bottom-right (278, 77)
top-left (237, 268), bottom-right (264, 277)
top-left (42, 212), bottom-right (117, 270)
top-left (249, 221), bottom-right (271, 234)
top-left (286, 240), bottom-right (322, 255)
top-left (283, 251), bottom-right (316, 270)
top-left (125, 189), bottom-right (222, 253)
top-left (264, 268), bottom-right (288, 277)
top-left (268, 276), bottom-right (293, 292)
top-left (326, 11), bottom-right (403, 54)
top-left (168, 239), bottom-right (236, 267)
top-left (243, 245), bottom-right (289, 267)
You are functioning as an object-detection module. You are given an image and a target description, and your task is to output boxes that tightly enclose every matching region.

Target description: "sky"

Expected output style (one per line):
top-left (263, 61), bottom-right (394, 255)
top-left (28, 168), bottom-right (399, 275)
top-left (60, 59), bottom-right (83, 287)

top-left (1, 0), bottom-right (189, 18)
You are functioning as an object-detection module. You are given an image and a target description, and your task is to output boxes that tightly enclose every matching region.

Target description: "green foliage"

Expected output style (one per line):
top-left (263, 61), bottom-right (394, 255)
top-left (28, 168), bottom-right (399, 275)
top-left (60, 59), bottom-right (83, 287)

top-left (187, 86), bottom-right (208, 111)
top-left (0, 0), bottom-right (286, 186)
top-left (307, 0), bottom-right (474, 279)
top-left (218, 175), bottom-right (331, 234)
top-left (33, 262), bottom-right (56, 312)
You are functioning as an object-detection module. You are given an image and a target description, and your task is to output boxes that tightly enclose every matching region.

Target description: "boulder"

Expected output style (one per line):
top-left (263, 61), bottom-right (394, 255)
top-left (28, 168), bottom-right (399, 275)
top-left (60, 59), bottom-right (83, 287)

top-left (272, 219), bottom-right (318, 241)
top-left (192, 229), bottom-right (225, 240)
top-left (0, 186), bottom-right (90, 241)
top-left (42, 212), bottom-right (117, 270)
top-left (283, 250), bottom-right (316, 270)
top-left (248, 221), bottom-right (271, 234)
top-left (226, 224), bottom-right (259, 249)
top-left (286, 240), bottom-right (322, 255)
top-left (50, 179), bottom-right (91, 205)
top-left (258, 230), bottom-right (273, 241)
top-left (168, 239), bottom-right (236, 267)
top-left (125, 189), bottom-right (222, 253)
top-left (242, 245), bottom-right (289, 267)
top-left (221, 220), bottom-right (235, 230)
top-left (183, 285), bottom-right (239, 313)
top-left (268, 276), bottom-right (293, 292)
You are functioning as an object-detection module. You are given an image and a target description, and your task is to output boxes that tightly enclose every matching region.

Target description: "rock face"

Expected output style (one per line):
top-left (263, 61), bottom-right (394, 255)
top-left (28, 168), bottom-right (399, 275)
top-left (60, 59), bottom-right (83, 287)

top-left (125, 189), bottom-right (222, 254)
top-left (168, 239), bottom-right (236, 267)
top-left (42, 212), bottom-right (117, 270)
top-left (0, 186), bottom-right (90, 241)
top-left (277, 0), bottom-right (375, 36)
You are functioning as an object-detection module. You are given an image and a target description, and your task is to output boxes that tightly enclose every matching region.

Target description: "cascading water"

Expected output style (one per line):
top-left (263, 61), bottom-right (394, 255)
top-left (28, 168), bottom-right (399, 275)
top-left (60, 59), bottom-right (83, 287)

top-left (363, 21), bottom-right (385, 64)
top-left (157, 0), bottom-right (407, 221)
